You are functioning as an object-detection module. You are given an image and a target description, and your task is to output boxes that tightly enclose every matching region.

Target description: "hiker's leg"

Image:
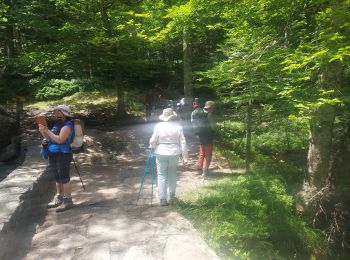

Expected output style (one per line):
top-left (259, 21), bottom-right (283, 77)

top-left (55, 153), bottom-right (73, 212)
top-left (167, 155), bottom-right (179, 198)
top-left (49, 153), bottom-right (63, 194)
top-left (56, 182), bottom-right (63, 194)
top-left (57, 153), bottom-right (72, 198)
top-left (204, 143), bottom-right (213, 169)
top-left (48, 154), bottom-right (64, 208)
top-left (63, 182), bottom-right (72, 197)
top-left (156, 155), bottom-right (169, 200)
top-left (203, 144), bottom-right (213, 171)
top-left (197, 145), bottom-right (204, 168)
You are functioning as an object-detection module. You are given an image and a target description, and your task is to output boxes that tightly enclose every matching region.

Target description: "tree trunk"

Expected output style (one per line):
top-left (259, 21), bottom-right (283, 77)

top-left (183, 32), bottom-right (192, 98)
top-left (100, 0), bottom-right (112, 35)
top-left (99, 0), bottom-right (126, 117)
top-left (327, 120), bottom-right (350, 256)
top-left (245, 99), bottom-right (252, 173)
top-left (302, 61), bottom-right (340, 196)
top-left (297, 59), bottom-right (350, 256)
top-left (5, 22), bottom-right (15, 60)
top-left (330, 120), bottom-right (350, 190)
top-left (3, 0), bottom-right (16, 73)
top-left (115, 68), bottom-right (126, 118)
top-left (307, 104), bottom-right (335, 188)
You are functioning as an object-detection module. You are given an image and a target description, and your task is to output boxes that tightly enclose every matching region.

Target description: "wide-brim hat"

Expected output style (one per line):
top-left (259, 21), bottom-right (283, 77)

top-left (55, 104), bottom-right (73, 117)
top-left (204, 101), bottom-right (215, 110)
top-left (159, 108), bottom-right (177, 121)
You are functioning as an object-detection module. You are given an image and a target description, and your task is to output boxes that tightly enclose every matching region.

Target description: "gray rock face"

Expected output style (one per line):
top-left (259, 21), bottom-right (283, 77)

top-left (0, 105), bottom-right (20, 162)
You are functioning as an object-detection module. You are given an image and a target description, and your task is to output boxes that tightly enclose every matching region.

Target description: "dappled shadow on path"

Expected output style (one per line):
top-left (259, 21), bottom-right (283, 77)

top-left (18, 122), bottom-right (234, 260)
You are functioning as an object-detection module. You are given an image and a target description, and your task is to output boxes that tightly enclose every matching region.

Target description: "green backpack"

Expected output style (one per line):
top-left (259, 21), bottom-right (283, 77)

top-left (191, 108), bottom-right (208, 134)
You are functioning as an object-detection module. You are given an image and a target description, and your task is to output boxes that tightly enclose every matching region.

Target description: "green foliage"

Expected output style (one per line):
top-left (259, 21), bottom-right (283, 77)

top-left (216, 116), bottom-right (308, 164)
top-left (31, 79), bottom-right (80, 100)
top-left (253, 119), bottom-right (308, 156)
top-left (176, 175), bottom-right (327, 259)
top-left (28, 89), bottom-right (116, 109)
top-left (29, 78), bottom-right (114, 100)
top-left (0, 79), bottom-right (30, 103)
top-left (28, 87), bottom-right (144, 117)
top-left (215, 120), bottom-right (246, 167)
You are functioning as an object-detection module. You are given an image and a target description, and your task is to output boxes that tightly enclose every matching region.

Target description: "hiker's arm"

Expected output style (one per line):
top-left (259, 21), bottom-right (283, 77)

top-left (39, 125), bottom-right (71, 144)
top-left (149, 128), bottom-right (159, 149)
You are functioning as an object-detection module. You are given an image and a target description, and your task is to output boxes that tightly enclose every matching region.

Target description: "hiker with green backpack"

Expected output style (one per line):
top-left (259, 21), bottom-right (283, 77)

top-left (191, 100), bottom-right (216, 176)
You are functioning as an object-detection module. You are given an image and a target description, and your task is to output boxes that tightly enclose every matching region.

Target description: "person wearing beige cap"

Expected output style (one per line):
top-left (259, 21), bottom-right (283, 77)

top-left (38, 104), bottom-right (74, 212)
top-left (197, 101), bottom-right (216, 176)
top-left (149, 108), bottom-right (188, 206)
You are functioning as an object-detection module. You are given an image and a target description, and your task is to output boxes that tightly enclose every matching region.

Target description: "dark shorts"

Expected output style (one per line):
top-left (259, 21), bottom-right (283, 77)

top-left (48, 152), bottom-right (73, 184)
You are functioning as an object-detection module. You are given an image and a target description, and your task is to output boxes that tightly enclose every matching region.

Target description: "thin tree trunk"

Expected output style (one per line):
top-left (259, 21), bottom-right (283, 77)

top-left (99, 0), bottom-right (125, 116)
top-left (245, 99), bottom-right (252, 173)
top-left (4, 0), bottom-right (16, 73)
top-left (5, 23), bottom-right (15, 59)
top-left (100, 0), bottom-right (112, 35)
top-left (183, 32), bottom-right (192, 98)
top-left (115, 68), bottom-right (126, 117)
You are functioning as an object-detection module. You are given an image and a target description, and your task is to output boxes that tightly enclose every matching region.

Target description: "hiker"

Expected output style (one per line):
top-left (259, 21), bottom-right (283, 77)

top-left (149, 108), bottom-right (188, 206)
top-left (38, 105), bottom-right (74, 212)
top-left (195, 101), bottom-right (216, 176)
top-left (190, 98), bottom-right (204, 135)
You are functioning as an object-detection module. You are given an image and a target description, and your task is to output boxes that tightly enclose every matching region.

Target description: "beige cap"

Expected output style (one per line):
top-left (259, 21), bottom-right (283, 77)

top-left (204, 101), bottom-right (215, 110)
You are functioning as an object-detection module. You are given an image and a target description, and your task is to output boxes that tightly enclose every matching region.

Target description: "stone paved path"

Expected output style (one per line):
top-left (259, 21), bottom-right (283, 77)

top-left (15, 122), bottom-right (232, 260)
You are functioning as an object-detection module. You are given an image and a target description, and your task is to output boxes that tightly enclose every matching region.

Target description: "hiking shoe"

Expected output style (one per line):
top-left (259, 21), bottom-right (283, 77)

top-left (169, 196), bottom-right (177, 205)
top-left (160, 199), bottom-right (168, 206)
top-left (47, 194), bottom-right (63, 208)
top-left (196, 168), bottom-right (202, 175)
top-left (202, 169), bottom-right (209, 177)
top-left (56, 197), bottom-right (73, 212)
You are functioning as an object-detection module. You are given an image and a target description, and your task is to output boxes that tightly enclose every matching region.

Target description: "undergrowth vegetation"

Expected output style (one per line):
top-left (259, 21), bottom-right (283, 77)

top-left (175, 175), bottom-right (327, 259)
top-left (27, 86), bottom-right (144, 117)
top-left (175, 108), bottom-right (327, 259)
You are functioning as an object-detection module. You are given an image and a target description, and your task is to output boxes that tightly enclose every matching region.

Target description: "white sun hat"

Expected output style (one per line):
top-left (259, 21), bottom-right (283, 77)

top-left (159, 108), bottom-right (177, 121)
top-left (55, 104), bottom-right (73, 117)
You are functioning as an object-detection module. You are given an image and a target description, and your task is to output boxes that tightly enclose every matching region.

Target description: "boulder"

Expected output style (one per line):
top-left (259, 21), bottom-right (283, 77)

top-left (0, 106), bottom-right (20, 162)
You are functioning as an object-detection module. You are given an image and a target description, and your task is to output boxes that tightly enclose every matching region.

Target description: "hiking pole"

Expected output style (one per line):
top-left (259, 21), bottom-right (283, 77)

top-left (72, 157), bottom-right (86, 190)
top-left (136, 150), bottom-right (153, 205)
top-left (150, 153), bottom-right (156, 206)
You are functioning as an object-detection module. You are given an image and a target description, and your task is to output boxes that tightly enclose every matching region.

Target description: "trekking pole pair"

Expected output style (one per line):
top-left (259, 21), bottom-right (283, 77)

top-left (136, 150), bottom-right (156, 206)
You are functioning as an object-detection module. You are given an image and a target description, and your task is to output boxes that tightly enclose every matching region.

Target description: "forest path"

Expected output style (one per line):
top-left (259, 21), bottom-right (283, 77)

top-left (16, 120), bottom-right (236, 260)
